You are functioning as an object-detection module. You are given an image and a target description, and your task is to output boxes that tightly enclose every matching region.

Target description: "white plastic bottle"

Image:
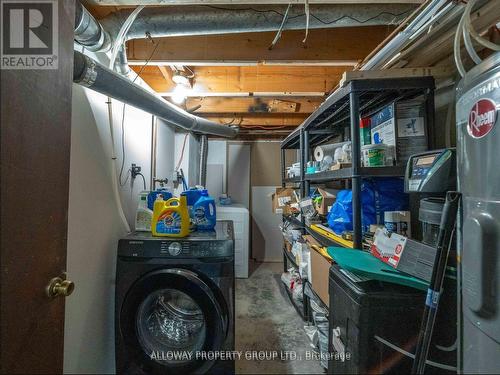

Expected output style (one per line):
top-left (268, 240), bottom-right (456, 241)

top-left (135, 191), bottom-right (153, 232)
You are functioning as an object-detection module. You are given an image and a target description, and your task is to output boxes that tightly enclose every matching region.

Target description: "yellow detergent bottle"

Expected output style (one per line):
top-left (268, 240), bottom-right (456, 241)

top-left (152, 195), bottom-right (190, 237)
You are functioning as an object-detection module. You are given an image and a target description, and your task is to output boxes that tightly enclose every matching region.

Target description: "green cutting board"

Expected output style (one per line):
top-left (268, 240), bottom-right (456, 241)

top-left (327, 247), bottom-right (429, 291)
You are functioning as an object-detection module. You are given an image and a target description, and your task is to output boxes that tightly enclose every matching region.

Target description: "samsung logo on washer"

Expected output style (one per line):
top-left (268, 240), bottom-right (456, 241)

top-left (1, 0), bottom-right (58, 69)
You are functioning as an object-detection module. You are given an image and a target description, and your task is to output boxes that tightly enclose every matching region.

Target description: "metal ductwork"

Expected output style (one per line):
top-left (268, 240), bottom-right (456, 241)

top-left (75, 3), bottom-right (415, 51)
top-left (199, 135), bottom-right (208, 187)
top-left (74, 2), bottom-right (111, 51)
top-left (73, 51), bottom-right (238, 138)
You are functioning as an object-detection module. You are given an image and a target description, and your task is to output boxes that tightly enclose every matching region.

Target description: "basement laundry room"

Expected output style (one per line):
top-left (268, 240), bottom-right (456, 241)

top-left (1, 0), bottom-right (500, 374)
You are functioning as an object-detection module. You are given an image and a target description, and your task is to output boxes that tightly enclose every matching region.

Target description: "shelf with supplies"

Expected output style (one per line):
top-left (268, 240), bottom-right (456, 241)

top-left (305, 224), bottom-right (353, 249)
top-left (280, 76), bottom-right (435, 249)
top-left (281, 77), bottom-right (435, 149)
top-left (283, 214), bottom-right (303, 228)
top-left (283, 215), bottom-right (352, 249)
top-left (282, 243), bottom-right (299, 269)
top-left (282, 279), bottom-right (309, 321)
top-left (305, 165), bottom-right (406, 182)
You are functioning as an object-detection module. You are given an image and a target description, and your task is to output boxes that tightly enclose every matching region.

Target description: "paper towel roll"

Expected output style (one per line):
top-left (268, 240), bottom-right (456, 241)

top-left (314, 144), bottom-right (337, 161)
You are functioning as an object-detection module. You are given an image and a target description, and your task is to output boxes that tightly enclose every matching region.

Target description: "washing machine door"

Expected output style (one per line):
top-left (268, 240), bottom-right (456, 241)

top-left (120, 268), bottom-right (228, 374)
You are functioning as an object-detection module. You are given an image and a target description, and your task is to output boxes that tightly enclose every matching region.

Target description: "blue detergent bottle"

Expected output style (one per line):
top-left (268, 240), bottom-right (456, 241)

top-left (192, 190), bottom-right (216, 231)
top-left (147, 188), bottom-right (172, 210)
top-left (181, 187), bottom-right (203, 219)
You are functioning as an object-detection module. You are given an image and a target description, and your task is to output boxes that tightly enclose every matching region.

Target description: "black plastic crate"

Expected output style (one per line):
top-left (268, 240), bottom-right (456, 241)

top-left (327, 265), bottom-right (456, 374)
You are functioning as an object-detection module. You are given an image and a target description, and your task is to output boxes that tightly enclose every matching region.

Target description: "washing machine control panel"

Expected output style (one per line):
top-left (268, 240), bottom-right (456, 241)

top-left (119, 238), bottom-right (233, 258)
top-left (118, 221), bottom-right (234, 258)
top-left (167, 242), bottom-right (182, 256)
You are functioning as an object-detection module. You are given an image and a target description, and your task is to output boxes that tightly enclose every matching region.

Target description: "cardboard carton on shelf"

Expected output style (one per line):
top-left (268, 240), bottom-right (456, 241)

top-left (330, 162), bottom-right (352, 171)
top-left (271, 188), bottom-right (299, 215)
top-left (313, 188), bottom-right (337, 216)
top-left (304, 235), bottom-right (332, 306)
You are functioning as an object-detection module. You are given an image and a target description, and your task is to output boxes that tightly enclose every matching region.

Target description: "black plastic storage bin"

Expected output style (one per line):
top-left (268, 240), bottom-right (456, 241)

top-left (327, 265), bottom-right (456, 374)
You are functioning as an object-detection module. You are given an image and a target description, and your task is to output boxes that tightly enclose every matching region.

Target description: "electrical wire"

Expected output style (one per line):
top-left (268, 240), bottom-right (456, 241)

top-left (302, 0), bottom-right (310, 44)
top-left (175, 133), bottom-right (189, 171)
top-left (269, 3), bottom-right (292, 50)
top-left (118, 38), bottom-right (160, 187)
top-left (203, 5), bottom-right (413, 26)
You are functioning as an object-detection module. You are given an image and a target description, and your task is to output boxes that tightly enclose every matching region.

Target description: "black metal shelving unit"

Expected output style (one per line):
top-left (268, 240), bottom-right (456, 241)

top-left (280, 77), bottom-right (435, 249)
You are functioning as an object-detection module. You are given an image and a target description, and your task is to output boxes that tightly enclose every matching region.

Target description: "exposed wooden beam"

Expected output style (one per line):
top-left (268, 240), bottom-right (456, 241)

top-left (161, 92), bottom-right (327, 97)
top-left (339, 66), bottom-right (455, 86)
top-left (203, 114), bottom-right (307, 127)
top-left (131, 65), bottom-right (351, 93)
top-left (182, 97), bottom-right (322, 113)
top-left (127, 27), bottom-right (394, 65)
top-left (89, 1), bottom-right (422, 5)
top-left (157, 65), bottom-right (172, 82)
top-left (129, 60), bottom-right (359, 67)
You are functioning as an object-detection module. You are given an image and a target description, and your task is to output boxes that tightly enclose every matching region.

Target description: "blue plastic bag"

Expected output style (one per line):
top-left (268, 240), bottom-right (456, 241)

top-left (327, 178), bottom-right (408, 235)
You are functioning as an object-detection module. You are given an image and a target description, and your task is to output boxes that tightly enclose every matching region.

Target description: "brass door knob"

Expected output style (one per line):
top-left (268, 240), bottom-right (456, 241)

top-left (46, 276), bottom-right (75, 298)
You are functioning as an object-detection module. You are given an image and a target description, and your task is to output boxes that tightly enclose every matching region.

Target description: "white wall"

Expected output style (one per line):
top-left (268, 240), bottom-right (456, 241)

top-left (173, 132), bottom-right (200, 195)
top-left (206, 140), bottom-right (284, 262)
top-left (206, 140), bottom-right (227, 198)
top-left (64, 52), bottom-right (176, 374)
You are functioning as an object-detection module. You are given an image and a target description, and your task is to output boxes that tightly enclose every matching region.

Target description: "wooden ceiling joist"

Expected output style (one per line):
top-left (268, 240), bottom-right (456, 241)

top-left (182, 97), bottom-right (322, 114)
top-left (89, 1), bottom-right (422, 5)
top-left (203, 114), bottom-right (307, 127)
top-left (127, 27), bottom-right (394, 65)
top-left (132, 65), bottom-right (351, 94)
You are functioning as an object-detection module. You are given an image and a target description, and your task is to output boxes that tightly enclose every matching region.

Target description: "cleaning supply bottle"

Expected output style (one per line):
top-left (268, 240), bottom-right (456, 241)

top-left (193, 190), bottom-right (216, 231)
top-left (135, 191), bottom-right (153, 232)
top-left (181, 187), bottom-right (203, 220)
top-left (147, 187), bottom-right (173, 211)
top-left (152, 194), bottom-right (190, 237)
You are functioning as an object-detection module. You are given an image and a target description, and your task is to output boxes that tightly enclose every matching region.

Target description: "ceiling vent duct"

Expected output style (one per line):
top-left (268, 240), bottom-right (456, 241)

top-left (73, 51), bottom-right (238, 138)
top-left (75, 3), bottom-right (416, 52)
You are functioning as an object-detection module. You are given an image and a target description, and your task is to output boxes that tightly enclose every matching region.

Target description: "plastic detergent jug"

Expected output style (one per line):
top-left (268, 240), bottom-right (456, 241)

top-left (181, 187), bottom-right (203, 219)
top-left (135, 191), bottom-right (153, 232)
top-left (147, 188), bottom-right (172, 211)
top-left (152, 195), bottom-right (190, 237)
top-left (193, 190), bottom-right (216, 231)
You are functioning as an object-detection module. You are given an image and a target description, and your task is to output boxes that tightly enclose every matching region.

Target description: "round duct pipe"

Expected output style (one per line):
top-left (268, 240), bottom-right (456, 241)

top-left (73, 51), bottom-right (238, 138)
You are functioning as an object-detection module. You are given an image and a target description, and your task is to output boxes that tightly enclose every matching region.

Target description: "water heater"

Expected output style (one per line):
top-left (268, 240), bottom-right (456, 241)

top-left (456, 52), bottom-right (500, 373)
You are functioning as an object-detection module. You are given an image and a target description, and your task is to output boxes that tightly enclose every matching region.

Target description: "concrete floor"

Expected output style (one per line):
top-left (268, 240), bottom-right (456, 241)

top-left (235, 262), bottom-right (324, 374)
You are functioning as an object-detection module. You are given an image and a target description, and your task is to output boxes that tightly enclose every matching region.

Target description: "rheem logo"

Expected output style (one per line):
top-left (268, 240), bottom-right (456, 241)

top-left (1, 0), bottom-right (58, 69)
top-left (468, 99), bottom-right (497, 139)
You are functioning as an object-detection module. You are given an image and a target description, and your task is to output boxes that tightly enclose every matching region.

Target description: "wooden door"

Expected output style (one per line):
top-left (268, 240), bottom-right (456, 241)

top-left (0, 1), bottom-right (75, 373)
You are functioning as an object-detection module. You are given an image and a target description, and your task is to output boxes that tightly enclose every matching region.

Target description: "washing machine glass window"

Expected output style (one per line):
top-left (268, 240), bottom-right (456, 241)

top-left (136, 288), bottom-right (206, 364)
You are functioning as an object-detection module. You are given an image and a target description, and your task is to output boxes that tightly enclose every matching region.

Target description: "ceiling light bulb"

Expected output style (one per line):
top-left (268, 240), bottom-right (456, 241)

top-left (172, 72), bottom-right (190, 86)
top-left (172, 84), bottom-right (188, 104)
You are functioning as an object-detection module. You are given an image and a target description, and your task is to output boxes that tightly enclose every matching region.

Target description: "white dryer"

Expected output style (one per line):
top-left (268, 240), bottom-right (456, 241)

top-left (217, 204), bottom-right (249, 278)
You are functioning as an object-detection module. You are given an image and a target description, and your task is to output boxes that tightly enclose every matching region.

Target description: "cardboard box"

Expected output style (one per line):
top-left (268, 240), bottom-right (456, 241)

top-left (271, 188), bottom-right (298, 215)
top-left (371, 228), bottom-right (437, 282)
top-left (313, 188), bottom-right (337, 215)
top-left (370, 99), bottom-right (428, 166)
top-left (309, 246), bottom-right (332, 306)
